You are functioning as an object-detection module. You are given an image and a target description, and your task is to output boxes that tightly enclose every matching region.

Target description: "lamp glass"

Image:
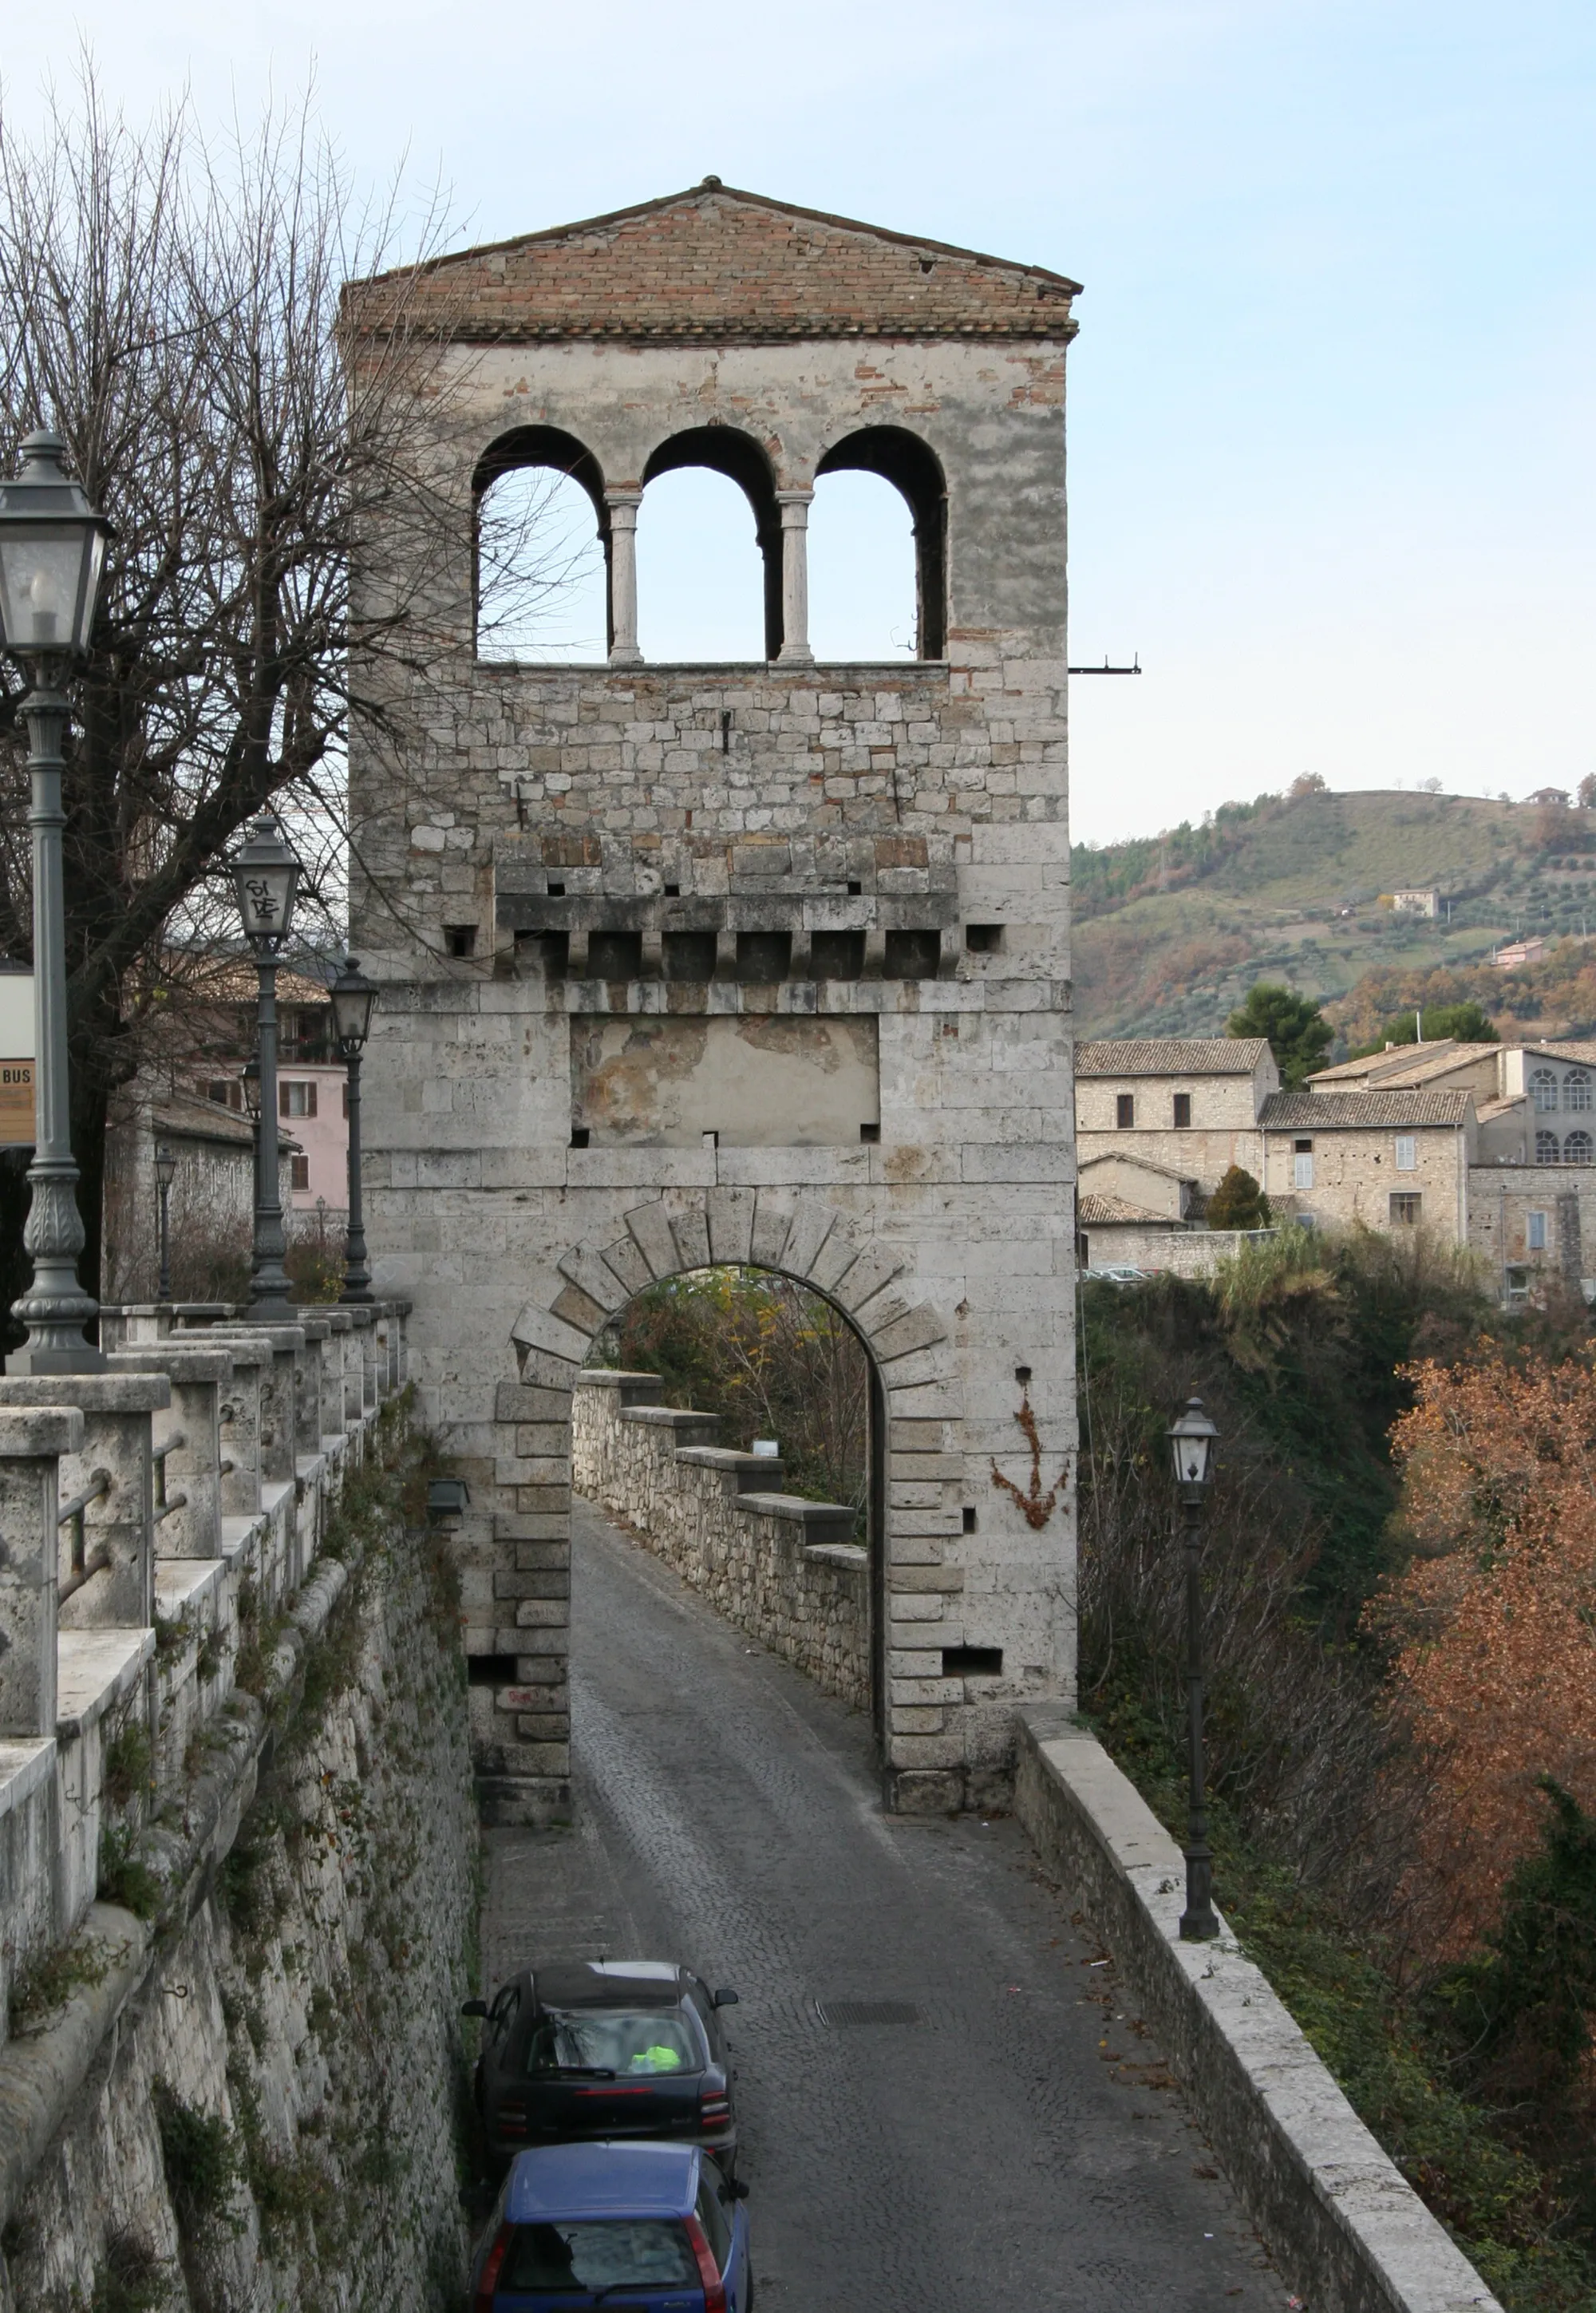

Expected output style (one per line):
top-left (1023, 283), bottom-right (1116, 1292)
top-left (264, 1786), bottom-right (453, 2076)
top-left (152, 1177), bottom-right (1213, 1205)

top-left (153, 1143), bottom-right (177, 1190)
top-left (231, 815), bottom-right (301, 952)
top-left (1167, 1398), bottom-right (1219, 1489)
top-left (240, 1062), bottom-right (261, 1120)
top-left (0, 435), bottom-right (112, 659)
top-left (329, 957), bottom-right (377, 1054)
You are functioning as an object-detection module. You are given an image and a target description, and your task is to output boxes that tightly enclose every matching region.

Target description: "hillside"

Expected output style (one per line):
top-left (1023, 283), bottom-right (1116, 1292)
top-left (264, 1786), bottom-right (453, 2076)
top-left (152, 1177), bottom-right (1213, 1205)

top-left (1070, 787), bottom-right (1596, 1038)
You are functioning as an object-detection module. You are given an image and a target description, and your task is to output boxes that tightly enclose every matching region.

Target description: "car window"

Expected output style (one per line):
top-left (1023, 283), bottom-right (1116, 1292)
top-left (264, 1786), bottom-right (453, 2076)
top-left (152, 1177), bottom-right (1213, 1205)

top-left (523, 2005), bottom-right (707, 2078)
top-left (695, 2173), bottom-right (732, 2272)
top-left (488, 1987), bottom-right (519, 2047)
top-left (501, 2220), bottom-right (697, 2290)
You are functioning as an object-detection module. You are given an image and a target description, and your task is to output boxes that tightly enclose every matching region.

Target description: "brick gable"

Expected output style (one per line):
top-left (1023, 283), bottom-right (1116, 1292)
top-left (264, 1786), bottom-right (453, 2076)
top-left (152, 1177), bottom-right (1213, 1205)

top-left (350, 181), bottom-right (1080, 343)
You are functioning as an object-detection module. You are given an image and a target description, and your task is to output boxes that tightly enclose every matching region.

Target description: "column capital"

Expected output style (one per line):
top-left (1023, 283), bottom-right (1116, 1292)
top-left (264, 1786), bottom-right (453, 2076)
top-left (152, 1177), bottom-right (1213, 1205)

top-left (775, 488), bottom-right (815, 514)
top-left (604, 488), bottom-right (643, 520)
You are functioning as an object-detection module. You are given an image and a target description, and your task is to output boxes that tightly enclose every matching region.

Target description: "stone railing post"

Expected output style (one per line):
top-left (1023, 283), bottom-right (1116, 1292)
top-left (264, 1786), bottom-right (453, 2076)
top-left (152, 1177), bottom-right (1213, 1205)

top-left (320, 1309), bottom-right (354, 1441)
top-left (295, 1316), bottom-right (332, 1457)
top-left (0, 1404), bottom-right (82, 1734)
top-left (105, 1344), bottom-right (232, 1560)
top-left (0, 1374), bottom-right (170, 1628)
top-left (212, 1334), bottom-right (271, 1523)
top-left (355, 1309), bottom-right (381, 1414)
top-left (207, 1326), bottom-right (304, 1487)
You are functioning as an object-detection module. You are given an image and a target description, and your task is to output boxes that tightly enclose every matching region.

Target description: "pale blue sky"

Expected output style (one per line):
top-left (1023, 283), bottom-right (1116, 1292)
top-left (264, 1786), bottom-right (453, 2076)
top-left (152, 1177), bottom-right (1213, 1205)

top-left (4, 1), bottom-right (1592, 842)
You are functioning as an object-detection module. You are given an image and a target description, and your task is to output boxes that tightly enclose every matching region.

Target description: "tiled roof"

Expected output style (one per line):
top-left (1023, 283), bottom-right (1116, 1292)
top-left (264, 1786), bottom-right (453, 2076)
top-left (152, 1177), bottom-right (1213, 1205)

top-left (1076, 1038), bottom-right (1271, 1077)
top-left (1078, 1194), bottom-right (1180, 1226)
top-left (350, 184), bottom-right (1080, 344)
top-left (1308, 1042), bottom-right (1499, 1090)
top-left (1078, 1153), bottom-right (1195, 1185)
top-left (1262, 1089), bottom-right (1472, 1129)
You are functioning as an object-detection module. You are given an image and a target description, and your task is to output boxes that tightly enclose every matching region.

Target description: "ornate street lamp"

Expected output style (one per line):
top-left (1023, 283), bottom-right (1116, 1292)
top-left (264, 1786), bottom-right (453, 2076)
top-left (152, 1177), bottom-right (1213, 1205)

top-left (153, 1141), bottom-right (176, 1305)
top-left (1167, 1396), bottom-right (1221, 1941)
top-left (231, 811), bottom-right (301, 1321)
top-left (239, 1060), bottom-right (260, 1120)
top-left (328, 955), bottom-right (377, 1305)
top-left (0, 432), bottom-right (114, 1374)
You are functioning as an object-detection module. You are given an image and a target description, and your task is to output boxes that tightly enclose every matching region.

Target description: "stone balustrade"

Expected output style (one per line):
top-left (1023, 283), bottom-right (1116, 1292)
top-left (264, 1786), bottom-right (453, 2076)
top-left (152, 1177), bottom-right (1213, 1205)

top-left (572, 1369), bottom-right (870, 1710)
top-left (0, 1299), bottom-right (409, 2052)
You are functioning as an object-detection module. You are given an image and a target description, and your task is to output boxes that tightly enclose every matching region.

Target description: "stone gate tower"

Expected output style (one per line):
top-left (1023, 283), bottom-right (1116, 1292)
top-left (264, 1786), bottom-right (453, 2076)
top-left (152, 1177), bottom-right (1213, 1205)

top-left (346, 182), bottom-right (1080, 1821)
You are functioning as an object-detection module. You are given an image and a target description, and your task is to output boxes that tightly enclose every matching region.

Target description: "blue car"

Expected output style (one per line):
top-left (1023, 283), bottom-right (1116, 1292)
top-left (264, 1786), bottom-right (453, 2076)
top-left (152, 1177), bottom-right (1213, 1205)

top-left (469, 2140), bottom-right (753, 2312)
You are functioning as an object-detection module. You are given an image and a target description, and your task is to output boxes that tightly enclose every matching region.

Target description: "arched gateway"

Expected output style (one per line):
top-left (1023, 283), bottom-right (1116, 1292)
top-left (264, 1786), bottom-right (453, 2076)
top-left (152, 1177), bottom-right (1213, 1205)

top-left (344, 181), bottom-right (1081, 1821)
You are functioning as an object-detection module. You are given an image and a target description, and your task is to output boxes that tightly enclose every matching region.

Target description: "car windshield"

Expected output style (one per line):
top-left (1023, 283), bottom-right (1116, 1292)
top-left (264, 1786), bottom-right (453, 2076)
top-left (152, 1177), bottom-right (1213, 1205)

top-left (527, 2007), bottom-right (704, 2078)
top-left (502, 2218), bottom-right (697, 2291)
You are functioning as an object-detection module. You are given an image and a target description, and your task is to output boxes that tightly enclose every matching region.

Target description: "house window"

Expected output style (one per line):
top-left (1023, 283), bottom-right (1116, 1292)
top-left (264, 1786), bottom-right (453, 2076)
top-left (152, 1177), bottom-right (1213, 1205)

top-left (1394, 1135), bottom-right (1416, 1172)
top-left (1172, 1093), bottom-right (1191, 1128)
top-left (1293, 1140), bottom-right (1314, 1191)
top-left (1531, 1068), bottom-right (1558, 1113)
top-left (290, 1154), bottom-right (310, 1192)
top-left (1535, 1129), bottom-right (1560, 1164)
top-left (1116, 1093), bottom-right (1135, 1129)
top-left (1389, 1192), bottom-right (1422, 1224)
top-left (280, 1081), bottom-right (317, 1119)
top-left (1566, 1070), bottom-right (1592, 1112)
top-left (1527, 1209), bottom-right (1547, 1251)
top-left (1565, 1129), bottom-right (1594, 1165)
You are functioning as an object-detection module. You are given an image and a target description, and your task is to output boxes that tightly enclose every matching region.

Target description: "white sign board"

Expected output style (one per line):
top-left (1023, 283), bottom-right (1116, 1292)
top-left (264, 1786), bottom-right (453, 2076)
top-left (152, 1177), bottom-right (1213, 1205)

top-left (0, 971), bottom-right (36, 1145)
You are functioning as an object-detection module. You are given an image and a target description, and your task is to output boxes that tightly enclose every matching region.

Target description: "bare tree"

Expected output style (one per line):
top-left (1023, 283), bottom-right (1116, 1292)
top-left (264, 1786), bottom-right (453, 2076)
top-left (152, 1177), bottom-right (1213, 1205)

top-left (0, 69), bottom-right (466, 1333)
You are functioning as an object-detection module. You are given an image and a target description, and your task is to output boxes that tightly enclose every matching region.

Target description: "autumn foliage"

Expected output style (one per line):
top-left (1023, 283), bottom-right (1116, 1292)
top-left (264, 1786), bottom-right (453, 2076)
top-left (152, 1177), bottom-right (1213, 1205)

top-left (1378, 1354), bottom-right (1596, 1963)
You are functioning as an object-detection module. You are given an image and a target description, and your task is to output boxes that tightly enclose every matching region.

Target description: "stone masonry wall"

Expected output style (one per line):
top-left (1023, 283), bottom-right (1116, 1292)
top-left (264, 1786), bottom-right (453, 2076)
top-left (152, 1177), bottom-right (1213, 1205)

top-left (573, 1371), bottom-right (869, 1710)
top-left (0, 1441), bottom-right (476, 2313)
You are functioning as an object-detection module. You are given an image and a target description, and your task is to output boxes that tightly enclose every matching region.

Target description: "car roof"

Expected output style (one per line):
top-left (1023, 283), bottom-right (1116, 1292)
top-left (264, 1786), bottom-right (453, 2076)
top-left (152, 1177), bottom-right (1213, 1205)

top-left (504, 2141), bottom-right (699, 2223)
top-left (530, 1959), bottom-right (686, 2010)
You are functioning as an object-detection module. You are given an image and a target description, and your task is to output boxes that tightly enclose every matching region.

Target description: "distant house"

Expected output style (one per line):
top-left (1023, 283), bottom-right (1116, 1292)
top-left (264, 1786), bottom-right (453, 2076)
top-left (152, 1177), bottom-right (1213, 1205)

top-left (1494, 938), bottom-right (1546, 969)
top-left (1391, 888), bottom-right (1440, 918)
top-left (1528, 788), bottom-right (1571, 808)
top-left (1074, 1038), bottom-right (1279, 1194)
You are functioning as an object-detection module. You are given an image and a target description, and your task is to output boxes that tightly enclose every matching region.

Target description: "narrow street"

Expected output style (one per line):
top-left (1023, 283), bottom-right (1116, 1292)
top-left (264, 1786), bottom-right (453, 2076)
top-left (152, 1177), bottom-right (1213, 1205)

top-left (483, 1500), bottom-right (1284, 2313)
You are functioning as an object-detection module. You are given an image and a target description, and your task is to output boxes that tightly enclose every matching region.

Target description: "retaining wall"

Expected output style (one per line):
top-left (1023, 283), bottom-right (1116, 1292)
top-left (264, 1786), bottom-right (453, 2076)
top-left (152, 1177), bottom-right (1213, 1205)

top-left (573, 1370), bottom-right (870, 1710)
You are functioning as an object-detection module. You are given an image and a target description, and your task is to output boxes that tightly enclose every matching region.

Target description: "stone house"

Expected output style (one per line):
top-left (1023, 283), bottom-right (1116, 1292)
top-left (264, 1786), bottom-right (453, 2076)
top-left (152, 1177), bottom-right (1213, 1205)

top-left (1076, 1151), bottom-right (1196, 1268)
top-left (1259, 1087), bottom-right (1475, 1238)
top-left (1074, 1038), bottom-right (1278, 1200)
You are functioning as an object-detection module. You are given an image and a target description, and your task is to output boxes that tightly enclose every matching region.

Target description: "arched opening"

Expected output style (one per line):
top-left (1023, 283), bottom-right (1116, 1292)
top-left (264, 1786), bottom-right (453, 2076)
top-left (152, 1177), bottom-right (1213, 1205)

top-left (638, 428), bottom-right (781, 662)
top-left (816, 425), bottom-right (946, 660)
top-left (473, 425), bottom-right (609, 662)
top-left (808, 468), bottom-right (918, 661)
top-left (579, 1263), bottom-right (887, 1744)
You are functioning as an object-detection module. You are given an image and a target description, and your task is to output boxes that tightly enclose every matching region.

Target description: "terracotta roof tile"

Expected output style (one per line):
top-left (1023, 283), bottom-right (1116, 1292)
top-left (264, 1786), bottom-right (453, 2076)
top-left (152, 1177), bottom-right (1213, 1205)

top-left (1262, 1089), bottom-right (1472, 1129)
top-left (1076, 1038), bottom-right (1272, 1077)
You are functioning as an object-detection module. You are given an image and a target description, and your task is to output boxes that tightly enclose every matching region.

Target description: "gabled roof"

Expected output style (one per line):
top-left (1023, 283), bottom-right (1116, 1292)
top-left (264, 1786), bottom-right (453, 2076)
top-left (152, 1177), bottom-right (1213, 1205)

top-left (1078, 1152), bottom-right (1195, 1186)
top-left (1308, 1042), bottom-right (1499, 1091)
top-left (349, 181), bottom-right (1080, 344)
top-left (1079, 1192), bottom-right (1184, 1227)
top-left (1077, 1038), bottom-right (1272, 1078)
top-left (1262, 1089), bottom-right (1472, 1129)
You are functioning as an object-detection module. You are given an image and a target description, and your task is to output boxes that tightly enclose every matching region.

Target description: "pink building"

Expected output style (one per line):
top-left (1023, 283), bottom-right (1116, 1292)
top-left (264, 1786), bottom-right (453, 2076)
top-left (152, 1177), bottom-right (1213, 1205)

top-left (201, 968), bottom-right (350, 1220)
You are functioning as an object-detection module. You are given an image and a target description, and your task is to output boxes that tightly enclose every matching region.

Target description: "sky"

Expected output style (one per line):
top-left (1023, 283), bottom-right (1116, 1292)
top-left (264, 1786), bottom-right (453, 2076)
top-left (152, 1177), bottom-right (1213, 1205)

top-left (2, 1), bottom-right (1592, 845)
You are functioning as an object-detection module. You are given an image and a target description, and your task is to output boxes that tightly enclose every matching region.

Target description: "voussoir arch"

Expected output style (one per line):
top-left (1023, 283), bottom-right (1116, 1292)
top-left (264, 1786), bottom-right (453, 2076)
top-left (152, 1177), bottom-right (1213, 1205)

top-left (509, 1187), bottom-right (955, 1403)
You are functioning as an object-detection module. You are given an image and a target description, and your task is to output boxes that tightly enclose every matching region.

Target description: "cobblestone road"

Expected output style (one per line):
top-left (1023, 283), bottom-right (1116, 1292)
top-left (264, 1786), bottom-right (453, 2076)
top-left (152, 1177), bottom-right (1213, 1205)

top-left (482, 1498), bottom-right (1286, 2313)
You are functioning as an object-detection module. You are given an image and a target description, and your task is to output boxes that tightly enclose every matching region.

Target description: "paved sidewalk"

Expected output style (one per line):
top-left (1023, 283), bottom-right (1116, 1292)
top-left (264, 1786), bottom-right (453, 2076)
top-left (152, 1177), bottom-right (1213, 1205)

top-left (481, 1497), bottom-right (1285, 2313)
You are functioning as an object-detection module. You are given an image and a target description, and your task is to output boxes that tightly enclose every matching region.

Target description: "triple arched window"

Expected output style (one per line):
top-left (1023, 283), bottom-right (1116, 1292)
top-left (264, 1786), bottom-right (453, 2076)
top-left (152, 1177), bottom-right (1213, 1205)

top-left (471, 422), bottom-right (947, 666)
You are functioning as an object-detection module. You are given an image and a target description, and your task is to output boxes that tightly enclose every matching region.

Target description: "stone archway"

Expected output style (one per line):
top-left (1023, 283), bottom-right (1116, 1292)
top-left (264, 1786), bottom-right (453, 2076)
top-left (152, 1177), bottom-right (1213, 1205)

top-left (483, 1188), bottom-right (962, 1825)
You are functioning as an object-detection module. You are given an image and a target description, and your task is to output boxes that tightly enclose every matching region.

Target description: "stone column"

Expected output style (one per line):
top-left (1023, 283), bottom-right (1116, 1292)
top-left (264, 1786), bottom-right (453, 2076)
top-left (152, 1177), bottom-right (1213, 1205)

top-left (606, 490), bottom-right (643, 666)
top-left (775, 490), bottom-right (815, 666)
top-left (321, 1310), bottom-right (355, 1441)
top-left (0, 1405), bottom-right (82, 1735)
top-left (0, 1374), bottom-right (170, 1628)
top-left (350, 1308), bottom-right (380, 1414)
top-left (106, 1344), bottom-right (232, 1561)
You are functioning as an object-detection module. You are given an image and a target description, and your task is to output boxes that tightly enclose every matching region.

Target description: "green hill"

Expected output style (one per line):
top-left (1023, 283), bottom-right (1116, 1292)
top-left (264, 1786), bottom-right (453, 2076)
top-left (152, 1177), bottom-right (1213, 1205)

top-left (1070, 787), bottom-right (1596, 1038)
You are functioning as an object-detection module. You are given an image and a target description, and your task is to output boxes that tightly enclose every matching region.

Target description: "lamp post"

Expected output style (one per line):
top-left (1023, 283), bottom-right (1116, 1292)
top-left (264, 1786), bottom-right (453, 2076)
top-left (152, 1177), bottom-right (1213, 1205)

top-left (328, 955), bottom-right (377, 1305)
top-left (0, 432), bottom-right (113, 1374)
top-left (231, 812), bottom-right (301, 1322)
top-left (1167, 1396), bottom-right (1221, 1941)
top-left (153, 1141), bottom-right (176, 1304)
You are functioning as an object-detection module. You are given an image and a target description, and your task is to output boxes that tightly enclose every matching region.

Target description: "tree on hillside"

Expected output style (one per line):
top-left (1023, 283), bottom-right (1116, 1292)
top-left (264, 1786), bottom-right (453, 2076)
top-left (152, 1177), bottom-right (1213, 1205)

top-left (0, 74), bottom-right (476, 1334)
top-left (1227, 982), bottom-right (1333, 1085)
top-left (1205, 1165), bottom-right (1270, 1230)
top-left (1349, 1000), bottom-right (1500, 1058)
top-left (1288, 772), bottom-right (1327, 798)
top-left (1580, 773), bottom-right (1596, 811)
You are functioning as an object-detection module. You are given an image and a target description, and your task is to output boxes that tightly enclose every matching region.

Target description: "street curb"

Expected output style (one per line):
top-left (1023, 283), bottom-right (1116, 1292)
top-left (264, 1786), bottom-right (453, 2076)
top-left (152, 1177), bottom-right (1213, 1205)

top-left (1013, 1706), bottom-right (1503, 2313)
